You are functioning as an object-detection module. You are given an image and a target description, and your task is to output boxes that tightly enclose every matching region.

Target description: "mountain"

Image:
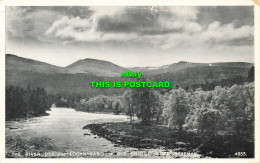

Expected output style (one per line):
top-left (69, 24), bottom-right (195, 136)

top-left (65, 58), bottom-right (127, 77)
top-left (210, 62), bottom-right (254, 67)
top-left (144, 61), bottom-right (206, 75)
top-left (6, 54), bottom-right (254, 97)
top-left (6, 54), bottom-right (66, 74)
top-left (128, 61), bottom-right (206, 75)
top-left (130, 61), bottom-right (253, 76)
top-left (6, 54), bottom-right (127, 77)
top-left (7, 54), bottom-right (253, 77)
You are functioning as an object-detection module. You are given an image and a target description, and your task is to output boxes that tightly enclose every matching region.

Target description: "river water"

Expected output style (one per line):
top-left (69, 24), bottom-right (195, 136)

top-left (5, 107), bottom-right (202, 158)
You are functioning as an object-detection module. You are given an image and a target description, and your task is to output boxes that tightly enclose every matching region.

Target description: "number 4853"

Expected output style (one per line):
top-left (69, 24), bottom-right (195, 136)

top-left (234, 152), bottom-right (247, 157)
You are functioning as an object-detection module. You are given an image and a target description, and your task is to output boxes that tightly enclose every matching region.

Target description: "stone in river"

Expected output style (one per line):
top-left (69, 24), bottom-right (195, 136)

top-left (9, 127), bottom-right (18, 129)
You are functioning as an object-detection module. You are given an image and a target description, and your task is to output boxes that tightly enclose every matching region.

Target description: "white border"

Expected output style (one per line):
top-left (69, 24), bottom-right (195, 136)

top-left (0, 1), bottom-right (259, 163)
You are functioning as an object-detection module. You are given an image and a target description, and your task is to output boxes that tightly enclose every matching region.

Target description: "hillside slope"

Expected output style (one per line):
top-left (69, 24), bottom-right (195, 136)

top-left (6, 54), bottom-right (66, 74)
top-left (65, 58), bottom-right (127, 77)
top-left (6, 54), bottom-right (254, 96)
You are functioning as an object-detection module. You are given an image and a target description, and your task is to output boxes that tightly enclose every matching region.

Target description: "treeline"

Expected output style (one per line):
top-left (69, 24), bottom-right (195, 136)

top-left (75, 95), bottom-right (124, 114)
top-left (191, 76), bottom-right (247, 91)
top-left (6, 85), bottom-right (52, 120)
top-left (75, 82), bottom-right (254, 138)
top-left (50, 93), bottom-right (83, 108)
top-left (164, 82), bottom-right (254, 138)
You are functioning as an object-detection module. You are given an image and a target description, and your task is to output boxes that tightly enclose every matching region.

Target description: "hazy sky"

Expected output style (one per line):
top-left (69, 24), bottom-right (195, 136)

top-left (6, 6), bottom-right (254, 67)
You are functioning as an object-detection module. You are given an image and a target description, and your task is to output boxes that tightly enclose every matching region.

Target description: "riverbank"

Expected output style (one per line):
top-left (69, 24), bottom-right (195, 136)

top-left (83, 122), bottom-right (200, 151)
top-left (83, 122), bottom-right (254, 158)
top-left (6, 112), bottom-right (50, 122)
top-left (6, 135), bottom-right (57, 158)
top-left (6, 108), bottom-right (135, 158)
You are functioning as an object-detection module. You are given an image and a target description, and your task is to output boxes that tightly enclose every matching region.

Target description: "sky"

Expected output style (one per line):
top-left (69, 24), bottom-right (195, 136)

top-left (6, 6), bottom-right (254, 67)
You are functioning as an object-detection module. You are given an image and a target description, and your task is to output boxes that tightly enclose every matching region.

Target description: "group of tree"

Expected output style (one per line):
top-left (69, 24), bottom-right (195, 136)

top-left (74, 81), bottom-right (254, 139)
top-left (6, 81), bottom-right (254, 141)
top-left (163, 82), bottom-right (254, 138)
top-left (74, 94), bottom-right (124, 115)
top-left (123, 86), bottom-right (164, 125)
top-left (191, 76), bottom-right (247, 91)
top-left (51, 93), bottom-right (83, 108)
top-left (73, 82), bottom-right (164, 125)
top-left (6, 85), bottom-right (52, 120)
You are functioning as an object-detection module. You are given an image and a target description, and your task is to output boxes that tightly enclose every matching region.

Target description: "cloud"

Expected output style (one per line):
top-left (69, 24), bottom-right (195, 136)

top-left (45, 7), bottom-right (135, 42)
top-left (168, 6), bottom-right (199, 20)
top-left (197, 6), bottom-right (254, 28)
top-left (6, 7), bottom-right (33, 38)
top-left (6, 6), bottom-right (254, 66)
top-left (66, 7), bottom-right (94, 18)
top-left (44, 6), bottom-right (203, 43)
top-left (158, 23), bottom-right (253, 50)
top-left (200, 21), bottom-right (253, 42)
top-left (95, 7), bottom-right (201, 35)
top-left (44, 15), bottom-right (138, 42)
top-left (6, 7), bottom-right (63, 43)
top-left (7, 6), bottom-right (254, 52)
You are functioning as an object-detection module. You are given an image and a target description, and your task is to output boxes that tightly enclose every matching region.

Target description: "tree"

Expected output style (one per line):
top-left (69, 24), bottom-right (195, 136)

top-left (6, 85), bottom-right (51, 120)
top-left (247, 66), bottom-right (254, 82)
top-left (163, 88), bottom-right (189, 132)
top-left (150, 91), bottom-right (164, 123)
top-left (191, 107), bottom-right (222, 136)
top-left (112, 99), bottom-right (123, 114)
top-left (132, 85), bottom-right (152, 125)
top-left (123, 90), bottom-right (135, 123)
top-left (131, 78), bottom-right (161, 125)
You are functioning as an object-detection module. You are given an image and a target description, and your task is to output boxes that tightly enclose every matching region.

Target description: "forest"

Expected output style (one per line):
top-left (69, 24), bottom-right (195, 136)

top-left (7, 80), bottom-right (254, 138)
top-left (75, 82), bottom-right (254, 135)
top-left (5, 70), bottom-right (255, 157)
top-left (81, 82), bottom-right (254, 157)
top-left (6, 85), bottom-right (52, 120)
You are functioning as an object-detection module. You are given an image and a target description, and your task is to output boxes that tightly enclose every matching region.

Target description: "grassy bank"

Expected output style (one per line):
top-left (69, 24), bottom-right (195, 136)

top-left (6, 135), bottom-right (57, 158)
top-left (83, 122), bottom-right (254, 158)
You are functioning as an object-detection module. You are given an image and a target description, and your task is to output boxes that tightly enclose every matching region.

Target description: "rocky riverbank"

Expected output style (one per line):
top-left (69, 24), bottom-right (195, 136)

top-left (83, 122), bottom-right (254, 158)
top-left (83, 122), bottom-right (200, 152)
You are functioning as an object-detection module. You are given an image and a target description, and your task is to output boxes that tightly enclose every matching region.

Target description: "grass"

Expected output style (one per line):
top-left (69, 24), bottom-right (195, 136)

top-left (5, 135), bottom-right (57, 158)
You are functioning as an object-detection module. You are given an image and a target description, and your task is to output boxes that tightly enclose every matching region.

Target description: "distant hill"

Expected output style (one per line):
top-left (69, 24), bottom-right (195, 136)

top-left (146, 61), bottom-right (206, 75)
top-left (6, 54), bottom-right (254, 96)
top-left (130, 61), bottom-right (253, 76)
top-left (151, 65), bottom-right (252, 91)
top-left (6, 54), bottom-right (66, 74)
top-left (65, 58), bottom-right (127, 77)
top-left (6, 54), bottom-right (127, 77)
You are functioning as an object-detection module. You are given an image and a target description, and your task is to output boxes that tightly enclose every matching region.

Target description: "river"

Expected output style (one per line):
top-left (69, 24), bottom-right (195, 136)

top-left (5, 107), bottom-right (201, 158)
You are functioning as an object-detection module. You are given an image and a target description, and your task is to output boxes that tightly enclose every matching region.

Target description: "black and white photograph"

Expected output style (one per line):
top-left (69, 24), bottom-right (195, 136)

top-left (2, 4), bottom-right (258, 160)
